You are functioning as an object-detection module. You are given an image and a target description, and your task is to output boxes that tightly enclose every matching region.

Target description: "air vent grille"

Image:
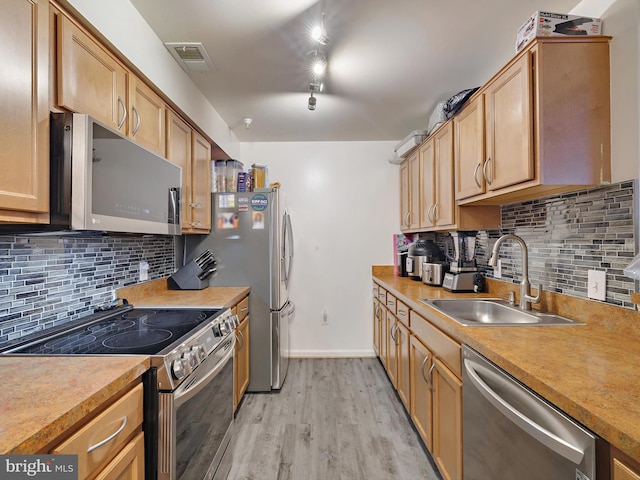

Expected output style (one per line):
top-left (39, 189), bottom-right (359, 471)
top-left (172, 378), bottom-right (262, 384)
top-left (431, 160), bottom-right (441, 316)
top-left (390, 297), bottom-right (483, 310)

top-left (165, 42), bottom-right (215, 72)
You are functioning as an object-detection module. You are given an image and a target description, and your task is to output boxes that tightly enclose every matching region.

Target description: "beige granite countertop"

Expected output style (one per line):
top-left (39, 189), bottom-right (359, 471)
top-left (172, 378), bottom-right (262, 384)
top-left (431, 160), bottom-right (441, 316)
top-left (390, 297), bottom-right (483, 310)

top-left (372, 266), bottom-right (640, 463)
top-left (0, 356), bottom-right (149, 454)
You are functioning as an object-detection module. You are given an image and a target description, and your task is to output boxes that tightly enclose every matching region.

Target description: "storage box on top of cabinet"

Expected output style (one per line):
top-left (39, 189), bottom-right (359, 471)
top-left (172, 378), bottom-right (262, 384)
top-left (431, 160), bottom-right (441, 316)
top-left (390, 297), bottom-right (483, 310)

top-left (455, 36), bottom-right (611, 206)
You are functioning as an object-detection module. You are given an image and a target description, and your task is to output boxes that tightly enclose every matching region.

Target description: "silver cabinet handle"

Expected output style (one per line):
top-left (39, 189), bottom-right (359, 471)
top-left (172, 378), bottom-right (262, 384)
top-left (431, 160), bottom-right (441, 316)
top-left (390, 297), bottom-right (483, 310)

top-left (463, 358), bottom-right (585, 464)
top-left (427, 205), bottom-right (434, 224)
top-left (394, 325), bottom-right (401, 345)
top-left (427, 363), bottom-right (436, 391)
top-left (374, 304), bottom-right (381, 321)
top-left (240, 307), bottom-right (249, 312)
top-left (390, 324), bottom-right (397, 342)
top-left (483, 157), bottom-right (493, 186)
top-left (397, 310), bottom-right (407, 317)
top-left (473, 162), bottom-right (482, 189)
top-left (420, 353), bottom-right (431, 388)
top-left (87, 417), bottom-right (127, 453)
top-left (117, 96), bottom-right (127, 130)
top-left (131, 105), bottom-right (141, 136)
top-left (433, 203), bottom-right (439, 222)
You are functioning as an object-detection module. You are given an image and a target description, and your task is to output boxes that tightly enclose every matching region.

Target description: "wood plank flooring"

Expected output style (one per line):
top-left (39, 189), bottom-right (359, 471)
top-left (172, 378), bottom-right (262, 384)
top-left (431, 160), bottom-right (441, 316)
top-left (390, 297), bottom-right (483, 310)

top-left (227, 358), bottom-right (441, 480)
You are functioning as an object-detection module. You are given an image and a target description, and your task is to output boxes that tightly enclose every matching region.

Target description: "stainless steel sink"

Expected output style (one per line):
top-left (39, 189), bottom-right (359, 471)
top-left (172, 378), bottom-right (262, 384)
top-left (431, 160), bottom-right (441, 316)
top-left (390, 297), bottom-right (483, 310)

top-left (420, 298), bottom-right (584, 326)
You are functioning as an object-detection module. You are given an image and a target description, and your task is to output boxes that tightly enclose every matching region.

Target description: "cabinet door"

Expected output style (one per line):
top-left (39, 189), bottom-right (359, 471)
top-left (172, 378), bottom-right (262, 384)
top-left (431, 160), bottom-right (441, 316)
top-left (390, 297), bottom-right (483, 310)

top-left (0, 0), bottom-right (49, 217)
top-left (400, 153), bottom-right (420, 231)
top-left (234, 315), bottom-right (250, 411)
top-left (434, 122), bottom-right (455, 227)
top-left (386, 314), bottom-right (399, 388)
top-left (128, 75), bottom-right (166, 156)
top-left (373, 300), bottom-right (383, 357)
top-left (409, 335), bottom-right (433, 452)
top-left (432, 359), bottom-right (463, 480)
top-left (190, 131), bottom-right (212, 232)
top-left (94, 432), bottom-right (144, 480)
top-left (396, 321), bottom-right (411, 412)
top-left (166, 111), bottom-right (193, 230)
top-left (614, 460), bottom-right (640, 480)
top-left (419, 138), bottom-right (435, 228)
top-left (380, 307), bottom-right (389, 369)
top-left (454, 96), bottom-right (486, 200)
top-left (485, 53), bottom-right (533, 191)
top-left (57, 15), bottom-right (127, 132)
top-left (399, 160), bottom-right (410, 230)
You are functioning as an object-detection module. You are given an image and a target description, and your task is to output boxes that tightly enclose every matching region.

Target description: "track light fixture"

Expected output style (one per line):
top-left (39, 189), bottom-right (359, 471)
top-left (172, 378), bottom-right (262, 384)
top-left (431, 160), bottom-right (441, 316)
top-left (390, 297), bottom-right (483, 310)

top-left (308, 50), bottom-right (327, 80)
top-left (305, 13), bottom-right (329, 110)
top-left (310, 13), bottom-right (329, 45)
top-left (308, 91), bottom-right (317, 111)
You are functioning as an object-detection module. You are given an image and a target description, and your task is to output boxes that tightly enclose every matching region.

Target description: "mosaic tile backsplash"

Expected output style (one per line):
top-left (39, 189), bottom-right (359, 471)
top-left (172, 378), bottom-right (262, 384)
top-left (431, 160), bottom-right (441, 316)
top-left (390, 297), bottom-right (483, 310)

top-left (435, 181), bottom-right (637, 309)
top-left (0, 233), bottom-right (175, 346)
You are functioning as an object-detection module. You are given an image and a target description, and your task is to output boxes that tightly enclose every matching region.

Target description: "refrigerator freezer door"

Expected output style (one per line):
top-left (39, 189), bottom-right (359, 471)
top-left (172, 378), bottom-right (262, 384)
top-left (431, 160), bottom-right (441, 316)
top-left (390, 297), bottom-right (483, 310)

top-left (271, 300), bottom-right (294, 389)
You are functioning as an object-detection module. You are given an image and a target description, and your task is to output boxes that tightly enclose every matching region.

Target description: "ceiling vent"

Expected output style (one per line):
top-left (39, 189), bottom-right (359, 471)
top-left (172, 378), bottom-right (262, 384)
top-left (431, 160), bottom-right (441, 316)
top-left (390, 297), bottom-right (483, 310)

top-left (165, 42), bottom-right (215, 72)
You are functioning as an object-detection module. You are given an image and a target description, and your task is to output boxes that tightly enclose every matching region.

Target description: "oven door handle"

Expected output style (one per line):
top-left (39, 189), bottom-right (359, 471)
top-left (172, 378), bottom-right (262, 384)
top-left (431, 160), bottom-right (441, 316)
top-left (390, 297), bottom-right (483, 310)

top-left (174, 338), bottom-right (235, 409)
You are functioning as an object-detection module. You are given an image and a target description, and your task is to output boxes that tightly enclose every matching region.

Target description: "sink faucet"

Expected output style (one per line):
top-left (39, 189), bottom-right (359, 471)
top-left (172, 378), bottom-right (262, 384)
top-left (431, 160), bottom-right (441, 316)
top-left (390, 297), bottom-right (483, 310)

top-left (489, 234), bottom-right (542, 310)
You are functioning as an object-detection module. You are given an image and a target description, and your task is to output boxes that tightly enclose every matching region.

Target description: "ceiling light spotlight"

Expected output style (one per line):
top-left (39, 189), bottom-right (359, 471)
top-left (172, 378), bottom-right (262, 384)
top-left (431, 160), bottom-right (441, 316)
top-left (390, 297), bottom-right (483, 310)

top-left (308, 91), bottom-right (317, 111)
top-left (309, 82), bottom-right (324, 93)
top-left (310, 14), bottom-right (329, 45)
top-left (242, 117), bottom-right (253, 129)
top-left (308, 50), bottom-right (327, 79)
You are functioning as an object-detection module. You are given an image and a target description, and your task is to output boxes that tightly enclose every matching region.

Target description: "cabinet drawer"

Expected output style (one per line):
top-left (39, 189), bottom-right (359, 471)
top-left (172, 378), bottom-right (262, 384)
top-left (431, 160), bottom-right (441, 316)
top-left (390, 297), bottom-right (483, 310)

top-left (236, 296), bottom-right (249, 322)
top-left (410, 311), bottom-right (461, 378)
top-left (52, 384), bottom-right (143, 480)
top-left (396, 300), bottom-right (410, 327)
top-left (377, 287), bottom-right (387, 303)
top-left (386, 293), bottom-right (397, 315)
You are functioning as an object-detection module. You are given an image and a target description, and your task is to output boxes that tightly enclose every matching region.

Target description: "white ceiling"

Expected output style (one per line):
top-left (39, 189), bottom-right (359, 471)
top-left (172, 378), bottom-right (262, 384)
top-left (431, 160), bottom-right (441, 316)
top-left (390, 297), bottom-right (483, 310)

top-left (130, 0), bottom-right (580, 143)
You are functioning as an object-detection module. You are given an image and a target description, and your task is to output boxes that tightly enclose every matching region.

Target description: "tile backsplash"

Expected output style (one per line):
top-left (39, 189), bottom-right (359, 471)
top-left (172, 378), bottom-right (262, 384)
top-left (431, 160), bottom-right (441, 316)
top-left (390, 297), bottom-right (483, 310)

top-left (436, 181), bottom-right (637, 308)
top-left (0, 233), bottom-right (175, 345)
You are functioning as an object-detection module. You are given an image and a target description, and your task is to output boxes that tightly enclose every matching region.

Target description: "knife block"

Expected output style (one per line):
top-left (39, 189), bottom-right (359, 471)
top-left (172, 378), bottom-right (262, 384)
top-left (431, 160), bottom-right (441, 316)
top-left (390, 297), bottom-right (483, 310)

top-left (168, 260), bottom-right (209, 290)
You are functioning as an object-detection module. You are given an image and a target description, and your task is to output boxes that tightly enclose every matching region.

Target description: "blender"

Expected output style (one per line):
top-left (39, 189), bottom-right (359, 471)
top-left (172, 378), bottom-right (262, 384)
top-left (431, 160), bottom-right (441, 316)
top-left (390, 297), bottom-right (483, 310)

top-left (442, 232), bottom-right (483, 292)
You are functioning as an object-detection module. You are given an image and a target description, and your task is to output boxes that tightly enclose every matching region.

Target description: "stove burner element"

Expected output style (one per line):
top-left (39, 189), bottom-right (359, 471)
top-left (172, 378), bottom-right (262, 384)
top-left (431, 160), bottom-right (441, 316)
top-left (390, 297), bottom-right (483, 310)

top-left (102, 329), bottom-right (173, 349)
top-left (141, 311), bottom-right (208, 327)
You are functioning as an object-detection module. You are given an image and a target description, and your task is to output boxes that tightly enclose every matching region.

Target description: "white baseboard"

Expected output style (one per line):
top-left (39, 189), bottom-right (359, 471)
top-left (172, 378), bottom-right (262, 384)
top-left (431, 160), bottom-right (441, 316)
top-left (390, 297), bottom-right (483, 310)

top-left (290, 349), bottom-right (377, 358)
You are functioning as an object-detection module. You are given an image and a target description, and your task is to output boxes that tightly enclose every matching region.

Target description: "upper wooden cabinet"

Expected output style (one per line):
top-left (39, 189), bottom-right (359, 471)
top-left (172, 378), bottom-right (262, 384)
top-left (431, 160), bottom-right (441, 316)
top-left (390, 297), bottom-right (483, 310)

top-left (57, 14), bottom-right (128, 133)
top-left (128, 75), bottom-right (166, 156)
top-left (166, 110), bottom-right (211, 233)
top-left (457, 36), bottom-right (611, 205)
top-left (57, 13), bottom-right (166, 157)
top-left (400, 152), bottom-right (420, 231)
top-left (420, 122), bottom-right (455, 229)
top-left (0, 0), bottom-right (50, 222)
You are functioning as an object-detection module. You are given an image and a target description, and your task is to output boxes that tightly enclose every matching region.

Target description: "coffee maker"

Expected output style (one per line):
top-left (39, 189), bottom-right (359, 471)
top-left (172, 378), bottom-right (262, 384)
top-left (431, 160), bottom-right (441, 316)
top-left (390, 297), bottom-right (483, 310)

top-left (442, 232), bottom-right (483, 292)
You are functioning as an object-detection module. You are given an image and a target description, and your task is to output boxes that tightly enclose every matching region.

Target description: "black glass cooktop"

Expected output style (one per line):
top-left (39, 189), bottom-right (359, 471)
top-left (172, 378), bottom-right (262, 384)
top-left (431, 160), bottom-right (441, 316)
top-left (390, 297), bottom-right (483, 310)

top-left (11, 308), bottom-right (223, 355)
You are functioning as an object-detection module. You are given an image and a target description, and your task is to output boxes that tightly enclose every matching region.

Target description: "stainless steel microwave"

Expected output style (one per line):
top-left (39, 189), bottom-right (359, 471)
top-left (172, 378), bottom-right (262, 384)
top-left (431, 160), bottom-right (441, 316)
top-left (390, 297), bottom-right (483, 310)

top-left (48, 113), bottom-right (181, 235)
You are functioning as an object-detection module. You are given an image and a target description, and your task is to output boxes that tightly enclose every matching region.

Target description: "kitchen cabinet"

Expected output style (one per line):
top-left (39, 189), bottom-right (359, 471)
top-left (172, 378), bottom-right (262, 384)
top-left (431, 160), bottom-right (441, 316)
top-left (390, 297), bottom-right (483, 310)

top-left (166, 110), bottom-right (212, 233)
top-left (373, 298), bottom-right (383, 357)
top-left (0, 0), bottom-right (49, 223)
top-left (419, 122), bottom-right (455, 228)
top-left (57, 12), bottom-right (166, 157)
top-left (56, 13), bottom-right (128, 133)
top-left (409, 335), bottom-right (433, 451)
top-left (233, 295), bottom-right (250, 411)
top-left (457, 36), bottom-right (611, 205)
top-left (400, 152), bottom-right (420, 231)
top-left (128, 76), bottom-right (166, 156)
top-left (612, 448), bottom-right (640, 480)
top-left (51, 382), bottom-right (144, 480)
top-left (385, 311), bottom-right (399, 388)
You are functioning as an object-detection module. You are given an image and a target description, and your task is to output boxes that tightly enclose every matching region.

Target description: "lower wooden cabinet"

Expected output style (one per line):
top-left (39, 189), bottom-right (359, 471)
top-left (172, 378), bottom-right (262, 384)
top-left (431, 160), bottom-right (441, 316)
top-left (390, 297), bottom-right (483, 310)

top-left (51, 383), bottom-right (144, 480)
top-left (373, 299), bottom-right (383, 357)
top-left (432, 358), bottom-right (463, 480)
top-left (233, 295), bottom-right (250, 411)
top-left (395, 321), bottom-right (411, 410)
top-left (409, 335), bottom-right (433, 451)
top-left (612, 448), bottom-right (640, 480)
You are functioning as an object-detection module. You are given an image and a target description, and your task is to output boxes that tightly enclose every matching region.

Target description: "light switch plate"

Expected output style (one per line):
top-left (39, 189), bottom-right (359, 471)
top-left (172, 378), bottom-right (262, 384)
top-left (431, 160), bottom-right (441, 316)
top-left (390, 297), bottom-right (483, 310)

top-left (587, 269), bottom-right (606, 301)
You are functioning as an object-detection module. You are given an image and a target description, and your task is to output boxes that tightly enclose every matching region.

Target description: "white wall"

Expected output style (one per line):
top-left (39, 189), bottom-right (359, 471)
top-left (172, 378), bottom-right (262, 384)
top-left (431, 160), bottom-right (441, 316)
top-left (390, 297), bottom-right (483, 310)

top-left (240, 141), bottom-right (399, 356)
top-left (65, 0), bottom-right (240, 159)
top-left (572, 0), bottom-right (640, 180)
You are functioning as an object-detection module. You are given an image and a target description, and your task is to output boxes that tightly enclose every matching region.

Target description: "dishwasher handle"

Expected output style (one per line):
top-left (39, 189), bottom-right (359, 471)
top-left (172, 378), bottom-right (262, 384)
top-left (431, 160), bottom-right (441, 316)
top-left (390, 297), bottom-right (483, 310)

top-left (463, 358), bottom-right (585, 465)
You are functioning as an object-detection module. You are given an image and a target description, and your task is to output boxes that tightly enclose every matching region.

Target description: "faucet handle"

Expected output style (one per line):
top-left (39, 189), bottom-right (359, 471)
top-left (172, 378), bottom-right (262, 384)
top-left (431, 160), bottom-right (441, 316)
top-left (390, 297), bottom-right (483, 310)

top-left (524, 283), bottom-right (543, 305)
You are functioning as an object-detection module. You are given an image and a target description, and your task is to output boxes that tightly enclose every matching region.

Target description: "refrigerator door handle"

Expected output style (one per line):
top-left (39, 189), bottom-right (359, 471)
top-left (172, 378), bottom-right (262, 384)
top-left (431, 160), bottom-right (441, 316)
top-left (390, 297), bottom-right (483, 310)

top-left (282, 211), bottom-right (294, 288)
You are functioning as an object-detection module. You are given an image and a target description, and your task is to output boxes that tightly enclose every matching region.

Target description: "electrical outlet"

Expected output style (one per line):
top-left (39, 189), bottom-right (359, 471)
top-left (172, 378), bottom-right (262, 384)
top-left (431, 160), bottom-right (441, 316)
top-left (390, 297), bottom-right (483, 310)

top-left (587, 269), bottom-right (606, 301)
top-left (493, 259), bottom-right (502, 279)
top-left (139, 261), bottom-right (149, 281)
top-left (321, 308), bottom-right (328, 325)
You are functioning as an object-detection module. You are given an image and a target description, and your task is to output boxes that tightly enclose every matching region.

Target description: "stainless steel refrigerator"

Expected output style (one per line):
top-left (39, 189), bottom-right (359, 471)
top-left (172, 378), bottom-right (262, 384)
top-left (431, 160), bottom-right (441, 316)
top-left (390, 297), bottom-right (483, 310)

top-left (183, 187), bottom-right (294, 391)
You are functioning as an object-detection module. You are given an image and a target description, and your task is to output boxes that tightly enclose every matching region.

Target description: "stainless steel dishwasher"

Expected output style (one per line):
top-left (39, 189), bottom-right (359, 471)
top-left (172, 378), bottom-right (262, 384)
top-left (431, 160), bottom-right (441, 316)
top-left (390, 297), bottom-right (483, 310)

top-left (462, 345), bottom-right (606, 480)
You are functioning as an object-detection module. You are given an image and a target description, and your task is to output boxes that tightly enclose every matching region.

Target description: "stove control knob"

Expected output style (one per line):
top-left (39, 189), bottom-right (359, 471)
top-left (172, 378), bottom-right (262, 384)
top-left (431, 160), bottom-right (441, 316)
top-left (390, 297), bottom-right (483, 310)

top-left (219, 321), bottom-right (229, 336)
top-left (192, 345), bottom-right (206, 363)
top-left (172, 358), bottom-right (187, 380)
top-left (230, 314), bottom-right (239, 328)
top-left (213, 323), bottom-right (223, 337)
top-left (183, 350), bottom-right (198, 368)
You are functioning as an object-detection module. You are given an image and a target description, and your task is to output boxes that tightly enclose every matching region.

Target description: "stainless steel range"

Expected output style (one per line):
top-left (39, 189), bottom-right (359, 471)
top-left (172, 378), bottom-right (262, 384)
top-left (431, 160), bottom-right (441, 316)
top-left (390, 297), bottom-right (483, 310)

top-left (1, 304), bottom-right (238, 480)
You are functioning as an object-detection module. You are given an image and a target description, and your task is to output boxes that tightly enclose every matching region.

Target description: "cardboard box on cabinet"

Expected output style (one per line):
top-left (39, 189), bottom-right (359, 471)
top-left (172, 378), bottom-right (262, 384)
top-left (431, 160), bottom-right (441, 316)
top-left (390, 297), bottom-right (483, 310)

top-left (516, 11), bottom-right (602, 52)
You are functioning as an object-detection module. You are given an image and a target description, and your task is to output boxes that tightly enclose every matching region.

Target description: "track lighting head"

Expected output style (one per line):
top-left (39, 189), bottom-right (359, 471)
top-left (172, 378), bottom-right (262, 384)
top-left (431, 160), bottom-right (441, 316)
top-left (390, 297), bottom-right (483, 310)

top-left (308, 92), bottom-right (317, 111)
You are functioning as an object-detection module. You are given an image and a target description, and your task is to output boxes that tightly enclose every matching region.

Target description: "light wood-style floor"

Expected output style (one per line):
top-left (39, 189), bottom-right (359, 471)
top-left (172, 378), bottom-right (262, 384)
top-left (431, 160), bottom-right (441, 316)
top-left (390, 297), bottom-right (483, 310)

top-left (227, 358), bottom-right (441, 480)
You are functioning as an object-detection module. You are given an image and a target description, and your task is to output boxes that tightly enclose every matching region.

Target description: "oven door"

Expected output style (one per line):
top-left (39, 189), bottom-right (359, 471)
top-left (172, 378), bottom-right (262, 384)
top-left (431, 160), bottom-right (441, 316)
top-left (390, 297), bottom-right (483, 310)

top-left (158, 336), bottom-right (235, 480)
